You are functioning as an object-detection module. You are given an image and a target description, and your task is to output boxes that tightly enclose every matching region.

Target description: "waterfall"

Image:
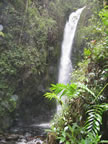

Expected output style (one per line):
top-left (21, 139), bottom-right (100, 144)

top-left (58, 7), bottom-right (85, 84)
top-left (57, 7), bottom-right (85, 113)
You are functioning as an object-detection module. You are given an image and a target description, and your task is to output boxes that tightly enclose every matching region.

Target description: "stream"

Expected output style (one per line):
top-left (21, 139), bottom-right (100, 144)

top-left (0, 122), bottom-right (50, 144)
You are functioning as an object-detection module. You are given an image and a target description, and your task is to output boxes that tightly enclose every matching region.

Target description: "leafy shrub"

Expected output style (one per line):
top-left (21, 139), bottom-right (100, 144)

top-left (44, 3), bottom-right (108, 143)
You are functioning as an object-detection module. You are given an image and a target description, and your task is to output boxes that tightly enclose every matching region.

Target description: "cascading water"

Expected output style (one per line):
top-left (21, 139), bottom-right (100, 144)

top-left (57, 7), bottom-right (85, 112)
top-left (58, 7), bottom-right (85, 84)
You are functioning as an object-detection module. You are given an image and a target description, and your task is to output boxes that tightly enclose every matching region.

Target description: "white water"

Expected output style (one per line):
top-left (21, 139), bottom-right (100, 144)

top-left (58, 7), bottom-right (85, 84)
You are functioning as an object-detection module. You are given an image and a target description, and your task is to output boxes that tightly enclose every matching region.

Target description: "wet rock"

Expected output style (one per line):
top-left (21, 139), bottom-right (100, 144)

top-left (0, 132), bottom-right (47, 144)
top-left (25, 132), bottom-right (31, 138)
top-left (0, 134), bottom-right (4, 140)
top-left (47, 132), bottom-right (57, 144)
top-left (16, 142), bottom-right (26, 144)
top-left (0, 134), bottom-right (6, 144)
top-left (16, 138), bottom-right (27, 144)
top-left (16, 137), bottom-right (44, 144)
top-left (27, 138), bottom-right (44, 144)
top-left (6, 134), bottom-right (19, 141)
top-left (0, 139), bottom-right (7, 144)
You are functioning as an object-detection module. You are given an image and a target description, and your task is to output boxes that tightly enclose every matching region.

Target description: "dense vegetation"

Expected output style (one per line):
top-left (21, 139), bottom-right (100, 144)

top-left (0, 0), bottom-right (87, 130)
top-left (44, 0), bottom-right (108, 143)
top-left (0, 0), bottom-right (108, 143)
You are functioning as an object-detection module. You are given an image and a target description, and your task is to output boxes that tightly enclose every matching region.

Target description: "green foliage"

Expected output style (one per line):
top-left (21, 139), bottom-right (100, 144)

top-left (100, 140), bottom-right (108, 143)
top-left (80, 133), bottom-right (101, 144)
top-left (57, 123), bottom-right (84, 144)
top-left (44, 82), bottom-right (98, 107)
top-left (0, 32), bottom-right (4, 37)
top-left (0, 91), bottom-right (18, 116)
top-left (44, 83), bottom-right (78, 104)
top-left (0, 0), bottom-right (58, 120)
top-left (84, 48), bottom-right (91, 58)
top-left (45, 3), bottom-right (108, 143)
top-left (85, 104), bottom-right (108, 136)
top-left (45, 82), bottom-right (108, 143)
top-left (0, 0), bottom-right (87, 130)
top-left (99, 6), bottom-right (108, 27)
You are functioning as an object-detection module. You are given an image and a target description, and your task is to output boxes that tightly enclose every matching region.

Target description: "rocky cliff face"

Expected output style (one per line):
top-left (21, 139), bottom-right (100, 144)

top-left (0, 0), bottom-right (87, 130)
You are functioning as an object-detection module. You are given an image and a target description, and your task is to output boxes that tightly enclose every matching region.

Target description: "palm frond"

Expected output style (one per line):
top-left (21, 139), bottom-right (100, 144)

top-left (50, 83), bottom-right (67, 95)
top-left (44, 92), bottom-right (58, 100)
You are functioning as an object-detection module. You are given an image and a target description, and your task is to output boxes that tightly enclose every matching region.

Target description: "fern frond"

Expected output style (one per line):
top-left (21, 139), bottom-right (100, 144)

top-left (85, 104), bottom-right (108, 136)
